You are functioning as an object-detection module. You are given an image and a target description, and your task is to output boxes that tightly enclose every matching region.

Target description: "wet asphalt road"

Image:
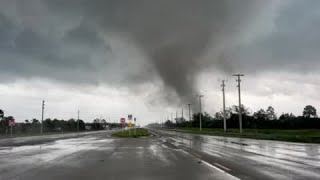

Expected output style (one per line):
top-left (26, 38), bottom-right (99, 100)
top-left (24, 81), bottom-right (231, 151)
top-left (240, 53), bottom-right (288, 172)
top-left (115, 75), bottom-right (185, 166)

top-left (0, 129), bottom-right (319, 180)
top-left (0, 130), bottom-right (236, 180)
top-left (151, 129), bottom-right (320, 180)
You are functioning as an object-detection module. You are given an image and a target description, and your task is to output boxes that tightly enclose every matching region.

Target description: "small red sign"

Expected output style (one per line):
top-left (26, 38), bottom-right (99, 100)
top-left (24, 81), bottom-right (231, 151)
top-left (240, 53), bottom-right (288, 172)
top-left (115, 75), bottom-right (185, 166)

top-left (9, 119), bottom-right (15, 127)
top-left (120, 118), bottom-right (126, 124)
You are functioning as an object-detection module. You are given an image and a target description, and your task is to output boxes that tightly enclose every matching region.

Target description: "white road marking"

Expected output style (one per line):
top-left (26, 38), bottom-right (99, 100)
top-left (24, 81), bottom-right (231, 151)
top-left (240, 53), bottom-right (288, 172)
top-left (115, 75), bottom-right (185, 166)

top-left (214, 162), bottom-right (231, 171)
top-left (178, 149), bottom-right (239, 179)
top-left (148, 130), bottom-right (159, 137)
top-left (201, 160), bottom-right (240, 180)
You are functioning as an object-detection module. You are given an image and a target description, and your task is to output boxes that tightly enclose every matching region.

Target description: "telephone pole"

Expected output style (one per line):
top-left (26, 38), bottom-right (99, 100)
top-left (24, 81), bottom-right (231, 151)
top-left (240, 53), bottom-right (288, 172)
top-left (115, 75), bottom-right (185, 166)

top-left (198, 95), bottom-right (203, 131)
top-left (233, 74), bottom-right (244, 133)
top-left (41, 100), bottom-right (45, 134)
top-left (176, 111), bottom-right (178, 122)
top-left (187, 104), bottom-right (191, 122)
top-left (77, 110), bottom-right (80, 133)
top-left (181, 108), bottom-right (184, 120)
top-left (221, 80), bottom-right (227, 133)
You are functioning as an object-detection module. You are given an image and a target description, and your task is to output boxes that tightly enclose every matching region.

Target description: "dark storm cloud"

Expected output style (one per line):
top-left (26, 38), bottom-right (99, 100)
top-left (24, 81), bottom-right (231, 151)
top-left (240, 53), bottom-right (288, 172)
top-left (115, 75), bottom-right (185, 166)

top-left (63, 22), bottom-right (105, 48)
top-left (1, 0), bottom-right (318, 105)
top-left (44, 0), bottom-right (271, 105)
top-left (230, 0), bottom-right (320, 74)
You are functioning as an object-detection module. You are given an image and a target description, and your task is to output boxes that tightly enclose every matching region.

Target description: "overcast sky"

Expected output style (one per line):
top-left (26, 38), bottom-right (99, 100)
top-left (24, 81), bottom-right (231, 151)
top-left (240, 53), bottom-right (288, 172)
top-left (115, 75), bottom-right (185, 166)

top-left (1, 0), bottom-right (320, 125)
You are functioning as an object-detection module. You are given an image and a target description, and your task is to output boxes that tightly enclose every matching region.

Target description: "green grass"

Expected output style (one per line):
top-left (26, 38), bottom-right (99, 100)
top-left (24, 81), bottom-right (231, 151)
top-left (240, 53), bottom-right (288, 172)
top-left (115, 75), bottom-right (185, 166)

top-left (0, 130), bottom-right (87, 139)
top-left (112, 128), bottom-right (150, 138)
top-left (174, 127), bottom-right (320, 143)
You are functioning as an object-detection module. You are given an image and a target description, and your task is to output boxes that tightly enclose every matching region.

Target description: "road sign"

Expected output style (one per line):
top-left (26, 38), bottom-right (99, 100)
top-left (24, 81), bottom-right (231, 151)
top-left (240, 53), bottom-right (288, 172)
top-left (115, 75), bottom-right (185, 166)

top-left (9, 119), bottom-right (15, 137)
top-left (120, 118), bottom-right (126, 124)
top-left (9, 119), bottom-right (15, 127)
top-left (128, 121), bottom-right (132, 127)
top-left (128, 114), bottom-right (132, 121)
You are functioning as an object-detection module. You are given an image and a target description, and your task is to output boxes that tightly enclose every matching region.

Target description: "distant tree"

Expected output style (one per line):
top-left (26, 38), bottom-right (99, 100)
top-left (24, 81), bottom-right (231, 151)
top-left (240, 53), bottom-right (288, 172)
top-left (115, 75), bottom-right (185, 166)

top-left (7, 116), bottom-right (14, 121)
top-left (253, 109), bottom-right (267, 120)
top-left (67, 119), bottom-right (77, 131)
top-left (43, 118), bottom-right (54, 131)
top-left (31, 118), bottom-right (39, 124)
top-left (303, 105), bottom-right (317, 118)
top-left (231, 105), bottom-right (250, 115)
top-left (214, 109), bottom-right (231, 120)
top-left (93, 118), bottom-right (100, 124)
top-left (92, 118), bottom-right (103, 130)
top-left (266, 106), bottom-right (277, 120)
top-left (279, 113), bottom-right (295, 120)
top-left (214, 112), bottom-right (223, 120)
top-left (0, 109), bottom-right (4, 120)
top-left (0, 114), bottom-right (9, 134)
top-left (191, 112), bottom-right (215, 128)
top-left (164, 120), bottom-right (175, 128)
top-left (101, 119), bottom-right (107, 129)
top-left (78, 120), bottom-right (85, 130)
top-left (101, 119), bottom-right (106, 124)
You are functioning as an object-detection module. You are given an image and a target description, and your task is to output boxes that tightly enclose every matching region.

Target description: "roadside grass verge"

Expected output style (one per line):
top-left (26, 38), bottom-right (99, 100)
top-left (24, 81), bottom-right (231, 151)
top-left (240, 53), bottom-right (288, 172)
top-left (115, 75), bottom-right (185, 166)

top-left (172, 127), bottom-right (320, 143)
top-left (112, 128), bottom-right (150, 138)
top-left (0, 130), bottom-right (89, 139)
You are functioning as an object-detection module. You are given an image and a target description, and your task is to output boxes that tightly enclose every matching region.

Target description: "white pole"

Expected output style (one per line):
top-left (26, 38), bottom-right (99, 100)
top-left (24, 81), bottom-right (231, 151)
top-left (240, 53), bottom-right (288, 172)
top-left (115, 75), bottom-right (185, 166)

top-left (134, 118), bottom-right (137, 136)
top-left (222, 80), bottom-right (227, 133)
top-left (41, 100), bottom-right (45, 135)
top-left (198, 95), bottom-right (203, 131)
top-left (77, 110), bottom-right (80, 133)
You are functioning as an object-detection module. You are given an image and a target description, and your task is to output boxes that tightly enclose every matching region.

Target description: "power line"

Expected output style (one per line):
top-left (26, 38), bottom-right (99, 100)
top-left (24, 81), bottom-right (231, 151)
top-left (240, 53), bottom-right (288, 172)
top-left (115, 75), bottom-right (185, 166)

top-left (233, 74), bottom-right (244, 133)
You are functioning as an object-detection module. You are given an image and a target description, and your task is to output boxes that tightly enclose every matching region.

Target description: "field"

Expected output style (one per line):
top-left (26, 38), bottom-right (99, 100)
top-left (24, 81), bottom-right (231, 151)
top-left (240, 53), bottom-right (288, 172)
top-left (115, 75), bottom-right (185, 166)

top-left (112, 128), bottom-right (150, 138)
top-left (174, 127), bottom-right (320, 143)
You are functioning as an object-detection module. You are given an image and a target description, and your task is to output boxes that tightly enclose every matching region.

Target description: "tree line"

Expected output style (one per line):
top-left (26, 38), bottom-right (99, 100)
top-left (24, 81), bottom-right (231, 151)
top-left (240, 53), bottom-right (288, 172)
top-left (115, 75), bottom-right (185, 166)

top-left (165, 105), bottom-right (320, 129)
top-left (0, 109), bottom-right (122, 136)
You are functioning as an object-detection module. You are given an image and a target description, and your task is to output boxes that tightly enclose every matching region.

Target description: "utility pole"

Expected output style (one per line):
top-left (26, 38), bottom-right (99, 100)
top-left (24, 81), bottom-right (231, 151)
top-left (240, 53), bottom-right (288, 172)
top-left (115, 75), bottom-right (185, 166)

top-left (176, 111), bottom-right (178, 122)
top-left (198, 95), bottom-right (203, 131)
top-left (221, 80), bottom-right (227, 133)
top-left (233, 74), bottom-right (244, 133)
top-left (162, 116), bottom-right (164, 128)
top-left (188, 103), bottom-right (192, 127)
top-left (187, 104), bottom-right (191, 122)
top-left (171, 113), bottom-right (173, 121)
top-left (77, 110), bottom-right (80, 133)
top-left (41, 100), bottom-right (45, 135)
top-left (181, 108), bottom-right (184, 120)
top-left (134, 118), bottom-right (137, 135)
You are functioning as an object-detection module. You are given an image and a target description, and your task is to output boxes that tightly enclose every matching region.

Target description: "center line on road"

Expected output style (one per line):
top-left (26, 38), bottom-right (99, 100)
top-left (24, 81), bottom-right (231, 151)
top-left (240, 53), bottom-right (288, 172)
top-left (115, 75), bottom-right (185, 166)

top-left (214, 163), bottom-right (231, 171)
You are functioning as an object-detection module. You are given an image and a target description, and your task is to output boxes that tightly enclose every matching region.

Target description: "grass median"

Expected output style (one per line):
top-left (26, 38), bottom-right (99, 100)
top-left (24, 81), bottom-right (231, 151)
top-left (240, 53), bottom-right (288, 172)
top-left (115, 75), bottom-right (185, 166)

top-left (112, 128), bottom-right (150, 138)
top-left (172, 127), bottom-right (320, 143)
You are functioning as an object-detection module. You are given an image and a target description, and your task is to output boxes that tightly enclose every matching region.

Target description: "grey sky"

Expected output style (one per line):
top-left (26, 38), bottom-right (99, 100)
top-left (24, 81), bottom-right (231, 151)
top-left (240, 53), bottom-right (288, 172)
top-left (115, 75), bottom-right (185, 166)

top-left (0, 0), bottom-right (320, 124)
